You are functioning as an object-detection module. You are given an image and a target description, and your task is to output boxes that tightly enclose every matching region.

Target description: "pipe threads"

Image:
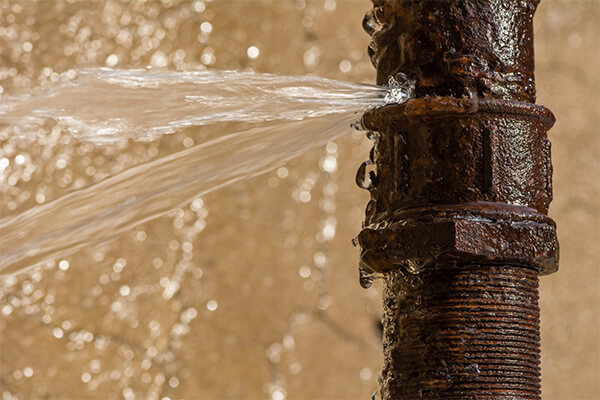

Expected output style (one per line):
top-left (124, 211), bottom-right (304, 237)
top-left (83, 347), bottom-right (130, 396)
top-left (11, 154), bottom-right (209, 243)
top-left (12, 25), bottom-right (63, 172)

top-left (380, 264), bottom-right (541, 400)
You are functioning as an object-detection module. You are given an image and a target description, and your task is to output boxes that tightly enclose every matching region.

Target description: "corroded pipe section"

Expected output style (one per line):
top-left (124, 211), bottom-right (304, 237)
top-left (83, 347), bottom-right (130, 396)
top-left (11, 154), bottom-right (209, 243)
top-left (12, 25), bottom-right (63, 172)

top-left (357, 1), bottom-right (558, 399)
top-left (359, 98), bottom-right (558, 276)
top-left (381, 265), bottom-right (541, 399)
top-left (364, 0), bottom-right (539, 101)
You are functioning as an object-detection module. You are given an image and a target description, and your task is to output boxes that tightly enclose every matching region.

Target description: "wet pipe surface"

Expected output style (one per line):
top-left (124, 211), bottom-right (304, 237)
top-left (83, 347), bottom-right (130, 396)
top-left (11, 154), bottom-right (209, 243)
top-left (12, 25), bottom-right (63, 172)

top-left (358, 1), bottom-right (557, 399)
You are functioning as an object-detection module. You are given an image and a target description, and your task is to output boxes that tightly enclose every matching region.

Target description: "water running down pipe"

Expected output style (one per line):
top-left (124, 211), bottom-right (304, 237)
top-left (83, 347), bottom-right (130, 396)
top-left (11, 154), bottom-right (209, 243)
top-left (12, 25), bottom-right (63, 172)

top-left (356, 1), bottom-right (558, 399)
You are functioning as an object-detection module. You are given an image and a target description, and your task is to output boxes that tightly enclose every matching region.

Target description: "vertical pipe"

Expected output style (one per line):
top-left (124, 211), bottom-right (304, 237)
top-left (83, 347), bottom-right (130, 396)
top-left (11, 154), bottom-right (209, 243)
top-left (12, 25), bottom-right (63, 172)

top-left (357, 1), bottom-right (558, 399)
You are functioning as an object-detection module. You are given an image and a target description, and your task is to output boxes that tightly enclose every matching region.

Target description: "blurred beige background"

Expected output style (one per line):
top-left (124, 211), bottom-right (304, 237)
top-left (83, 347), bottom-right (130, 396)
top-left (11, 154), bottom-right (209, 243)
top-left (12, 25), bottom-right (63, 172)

top-left (0, 1), bottom-right (598, 399)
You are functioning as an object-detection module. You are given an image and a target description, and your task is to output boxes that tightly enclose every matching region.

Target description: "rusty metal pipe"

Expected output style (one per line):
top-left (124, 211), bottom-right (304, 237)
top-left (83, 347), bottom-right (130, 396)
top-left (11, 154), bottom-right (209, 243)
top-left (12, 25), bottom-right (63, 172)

top-left (356, 1), bottom-right (558, 399)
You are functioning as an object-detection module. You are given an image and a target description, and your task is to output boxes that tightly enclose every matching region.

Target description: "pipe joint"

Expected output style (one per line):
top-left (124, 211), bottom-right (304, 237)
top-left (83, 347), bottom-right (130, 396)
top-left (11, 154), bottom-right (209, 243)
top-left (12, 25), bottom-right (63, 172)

top-left (357, 97), bottom-right (559, 278)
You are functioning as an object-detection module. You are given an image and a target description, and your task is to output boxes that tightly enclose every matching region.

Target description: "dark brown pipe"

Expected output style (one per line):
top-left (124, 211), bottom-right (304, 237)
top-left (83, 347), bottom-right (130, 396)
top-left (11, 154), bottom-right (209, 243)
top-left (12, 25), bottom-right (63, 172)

top-left (380, 265), bottom-right (541, 399)
top-left (357, 1), bottom-right (558, 399)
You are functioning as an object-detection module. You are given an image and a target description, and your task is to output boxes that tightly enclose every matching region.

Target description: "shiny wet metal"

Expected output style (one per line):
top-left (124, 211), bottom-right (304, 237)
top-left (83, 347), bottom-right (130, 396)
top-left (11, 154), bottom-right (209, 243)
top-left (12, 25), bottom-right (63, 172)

top-left (357, 1), bottom-right (558, 399)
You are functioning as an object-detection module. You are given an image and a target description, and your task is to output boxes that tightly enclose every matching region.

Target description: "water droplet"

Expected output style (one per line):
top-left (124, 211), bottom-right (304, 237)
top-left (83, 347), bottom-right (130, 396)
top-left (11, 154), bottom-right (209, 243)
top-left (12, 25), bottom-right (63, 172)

top-left (350, 121), bottom-right (362, 131)
top-left (313, 252), bottom-right (327, 268)
top-left (276, 167), bottom-right (288, 178)
top-left (150, 51), bottom-right (168, 68)
top-left (267, 342), bottom-right (282, 363)
top-left (363, 8), bottom-right (383, 36)
top-left (359, 263), bottom-right (375, 289)
top-left (246, 46), bottom-right (260, 59)
top-left (192, 1), bottom-right (206, 13)
top-left (298, 191), bottom-right (311, 203)
top-left (366, 130), bottom-right (378, 141)
top-left (356, 160), bottom-right (377, 190)
top-left (206, 300), bottom-right (218, 311)
top-left (52, 327), bottom-right (64, 338)
top-left (360, 367), bottom-right (372, 381)
top-left (271, 387), bottom-right (286, 400)
top-left (303, 46), bottom-right (320, 67)
top-left (298, 265), bottom-right (311, 279)
top-left (325, 142), bottom-right (337, 154)
top-left (200, 22), bottom-right (212, 34)
top-left (321, 155), bottom-right (337, 173)
top-left (283, 335), bottom-right (295, 349)
top-left (58, 260), bottom-right (70, 271)
top-left (135, 231), bottom-right (147, 241)
top-left (105, 54), bottom-right (119, 67)
top-left (324, 0), bottom-right (336, 11)
top-left (2, 305), bottom-right (13, 316)
top-left (339, 59), bottom-right (352, 73)
top-left (289, 361), bottom-right (302, 375)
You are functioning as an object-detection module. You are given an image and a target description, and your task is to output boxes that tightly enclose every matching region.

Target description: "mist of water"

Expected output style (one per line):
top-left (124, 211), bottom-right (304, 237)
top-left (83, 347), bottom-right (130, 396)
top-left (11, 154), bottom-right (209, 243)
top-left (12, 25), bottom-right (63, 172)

top-left (0, 69), bottom-right (413, 275)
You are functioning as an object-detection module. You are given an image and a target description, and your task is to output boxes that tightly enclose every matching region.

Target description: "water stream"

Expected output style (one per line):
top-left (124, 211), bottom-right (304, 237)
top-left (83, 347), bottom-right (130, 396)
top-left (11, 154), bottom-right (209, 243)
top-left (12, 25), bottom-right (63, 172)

top-left (0, 69), bottom-right (412, 275)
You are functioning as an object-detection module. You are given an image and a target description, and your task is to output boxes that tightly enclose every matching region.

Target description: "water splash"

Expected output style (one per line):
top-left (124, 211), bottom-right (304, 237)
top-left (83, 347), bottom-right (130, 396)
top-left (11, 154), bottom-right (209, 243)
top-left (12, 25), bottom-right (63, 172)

top-left (0, 69), bottom-right (413, 275)
top-left (384, 73), bottom-right (414, 104)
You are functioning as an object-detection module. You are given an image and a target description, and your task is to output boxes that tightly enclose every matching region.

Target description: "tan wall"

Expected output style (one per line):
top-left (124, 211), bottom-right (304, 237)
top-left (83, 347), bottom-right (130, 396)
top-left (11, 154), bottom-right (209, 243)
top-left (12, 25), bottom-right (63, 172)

top-left (0, 1), bottom-right (597, 399)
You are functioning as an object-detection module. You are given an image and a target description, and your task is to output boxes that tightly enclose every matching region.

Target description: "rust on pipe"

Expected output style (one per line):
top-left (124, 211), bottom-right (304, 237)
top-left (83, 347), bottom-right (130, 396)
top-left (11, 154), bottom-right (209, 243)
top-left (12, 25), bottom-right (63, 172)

top-left (356, 1), bottom-right (558, 399)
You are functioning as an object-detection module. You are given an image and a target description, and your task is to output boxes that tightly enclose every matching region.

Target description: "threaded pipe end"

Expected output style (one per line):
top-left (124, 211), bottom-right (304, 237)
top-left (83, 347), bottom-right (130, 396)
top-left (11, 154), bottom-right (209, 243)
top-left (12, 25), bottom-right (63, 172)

top-left (380, 264), bottom-right (541, 400)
